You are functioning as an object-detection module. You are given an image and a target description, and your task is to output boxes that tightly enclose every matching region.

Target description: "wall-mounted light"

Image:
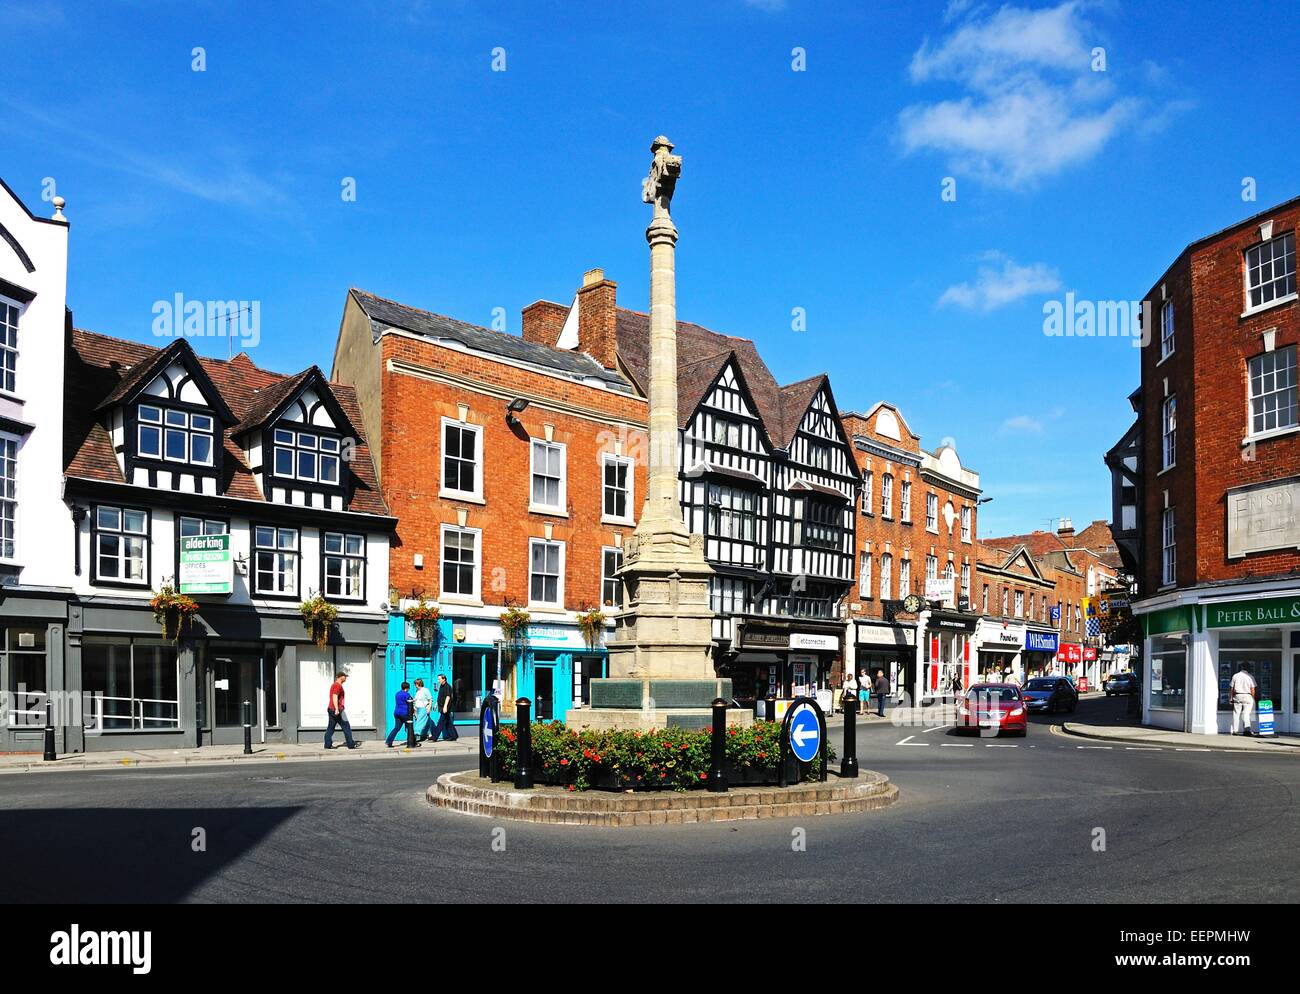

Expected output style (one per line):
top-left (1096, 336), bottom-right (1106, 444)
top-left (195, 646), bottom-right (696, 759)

top-left (506, 397), bottom-right (531, 428)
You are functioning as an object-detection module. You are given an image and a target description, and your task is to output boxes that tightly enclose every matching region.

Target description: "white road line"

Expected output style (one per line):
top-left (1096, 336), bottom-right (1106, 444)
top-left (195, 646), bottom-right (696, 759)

top-left (985, 743), bottom-right (1018, 748)
top-left (941, 742), bottom-right (975, 747)
top-left (896, 735), bottom-right (930, 747)
top-left (921, 724), bottom-right (949, 734)
top-left (1077, 745), bottom-right (1113, 750)
top-left (1125, 746), bottom-right (1163, 751)
top-left (1175, 748), bottom-right (1212, 752)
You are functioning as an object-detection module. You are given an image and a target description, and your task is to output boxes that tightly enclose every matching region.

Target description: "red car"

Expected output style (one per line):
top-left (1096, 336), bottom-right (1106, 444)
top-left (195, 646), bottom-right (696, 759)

top-left (955, 683), bottom-right (1027, 737)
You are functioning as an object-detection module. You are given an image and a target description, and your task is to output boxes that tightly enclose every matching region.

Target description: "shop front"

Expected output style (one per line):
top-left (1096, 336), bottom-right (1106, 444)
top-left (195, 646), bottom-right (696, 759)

top-left (385, 610), bottom-right (610, 732)
top-left (1058, 642), bottom-right (1083, 681)
top-left (725, 619), bottom-right (843, 712)
top-left (854, 620), bottom-right (914, 703)
top-left (919, 610), bottom-right (976, 702)
top-left (1024, 628), bottom-right (1059, 681)
top-left (974, 619), bottom-right (1026, 684)
top-left (65, 598), bottom-right (387, 753)
top-left (1139, 590), bottom-right (1300, 736)
top-left (0, 590), bottom-right (71, 754)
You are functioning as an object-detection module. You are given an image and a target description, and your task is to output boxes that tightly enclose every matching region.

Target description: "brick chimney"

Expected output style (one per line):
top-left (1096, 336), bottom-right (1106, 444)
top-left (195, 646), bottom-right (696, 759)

top-left (1057, 516), bottom-right (1075, 542)
top-left (576, 268), bottom-right (619, 369)
top-left (521, 299), bottom-right (569, 347)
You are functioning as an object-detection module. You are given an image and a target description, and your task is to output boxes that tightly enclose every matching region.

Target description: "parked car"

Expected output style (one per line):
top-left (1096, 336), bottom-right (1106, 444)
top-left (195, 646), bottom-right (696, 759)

top-left (955, 683), bottom-right (1027, 736)
top-left (1022, 677), bottom-right (1079, 714)
top-left (1105, 673), bottom-right (1137, 696)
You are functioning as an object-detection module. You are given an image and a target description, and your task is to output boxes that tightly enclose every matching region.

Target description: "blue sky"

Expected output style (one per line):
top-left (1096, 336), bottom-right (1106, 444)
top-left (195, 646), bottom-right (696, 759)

top-left (3, 0), bottom-right (1296, 537)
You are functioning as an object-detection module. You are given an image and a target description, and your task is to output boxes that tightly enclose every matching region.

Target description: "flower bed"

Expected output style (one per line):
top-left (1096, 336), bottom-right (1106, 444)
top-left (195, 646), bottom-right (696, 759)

top-left (491, 721), bottom-right (833, 792)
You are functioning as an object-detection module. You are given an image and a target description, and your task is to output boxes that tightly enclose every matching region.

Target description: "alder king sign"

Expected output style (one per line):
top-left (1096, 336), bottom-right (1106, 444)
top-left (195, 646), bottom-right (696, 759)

top-left (178, 534), bottom-right (233, 595)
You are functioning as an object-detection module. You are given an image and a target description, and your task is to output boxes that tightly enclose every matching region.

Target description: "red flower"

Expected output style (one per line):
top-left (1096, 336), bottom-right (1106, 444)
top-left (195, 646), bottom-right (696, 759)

top-left (560, 758), bottom-right (569, 766)
top-left (567, 784), bottom-right (576, 791)
top-left (680, 743), bottom-right (688, 751)
top-left (698, 773), bottom-right (707, 780)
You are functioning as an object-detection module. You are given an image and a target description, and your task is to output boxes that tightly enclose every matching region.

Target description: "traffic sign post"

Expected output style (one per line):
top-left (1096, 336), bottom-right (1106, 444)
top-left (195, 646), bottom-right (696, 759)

top-left (479, 693), bottom-right (500, 780)
top-left (778, 695), bottom-right (827, 787)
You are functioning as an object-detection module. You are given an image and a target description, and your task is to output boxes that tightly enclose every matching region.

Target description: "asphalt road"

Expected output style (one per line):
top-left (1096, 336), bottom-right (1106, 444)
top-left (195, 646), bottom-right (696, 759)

top-left (3, 695), bottom-right (1295, 903)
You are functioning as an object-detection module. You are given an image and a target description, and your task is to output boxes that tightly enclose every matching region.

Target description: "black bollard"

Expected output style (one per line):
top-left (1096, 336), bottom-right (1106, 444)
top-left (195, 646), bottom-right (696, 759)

top-left (841, 693), bottom-right (859, 779)
top-left (42, 698), bottom-right (57, 762)
top-left (766, 695), bottom-right (777, 722)
top-left (514, 698), bottom-right (534, 789)
top-left (708, 698), bottom-right (728, 793)
top-left (405, 707), bottom-right (417, 749)
top-left (242, 699), bottom-right (253, 755)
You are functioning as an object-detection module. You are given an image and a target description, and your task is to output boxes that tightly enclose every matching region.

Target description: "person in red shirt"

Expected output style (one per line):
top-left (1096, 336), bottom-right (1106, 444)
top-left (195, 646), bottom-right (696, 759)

top-left (325, 672), bottom-right (361, 750)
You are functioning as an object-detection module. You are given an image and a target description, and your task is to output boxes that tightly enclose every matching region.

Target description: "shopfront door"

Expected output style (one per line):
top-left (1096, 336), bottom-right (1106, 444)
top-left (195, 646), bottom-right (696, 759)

top-left (530, 655), bottom-right (573, 722)
top-left (209, 653), bottom-right (263, 745)
top-left (1, 626), bottom-right (50, 751)
top-left (1289, 649), bottom-right (1300, 735)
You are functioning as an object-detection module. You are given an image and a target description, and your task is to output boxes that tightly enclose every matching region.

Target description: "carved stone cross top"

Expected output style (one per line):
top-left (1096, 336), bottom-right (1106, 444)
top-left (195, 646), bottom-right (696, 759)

top-left (642, 135), bottom-right (682, 212)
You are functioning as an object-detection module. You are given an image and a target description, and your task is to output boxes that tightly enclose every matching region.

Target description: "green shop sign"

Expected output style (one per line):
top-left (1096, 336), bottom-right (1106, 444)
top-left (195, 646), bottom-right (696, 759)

top-left (1142, 604), bottom-right (1196, 636)
top-left (1205, 596), bottom-right (1300, 629)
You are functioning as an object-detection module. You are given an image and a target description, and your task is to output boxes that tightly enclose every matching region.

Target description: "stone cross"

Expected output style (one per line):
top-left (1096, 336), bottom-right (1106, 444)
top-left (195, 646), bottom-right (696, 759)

top-left (642, 136), bottom-right (682, 214)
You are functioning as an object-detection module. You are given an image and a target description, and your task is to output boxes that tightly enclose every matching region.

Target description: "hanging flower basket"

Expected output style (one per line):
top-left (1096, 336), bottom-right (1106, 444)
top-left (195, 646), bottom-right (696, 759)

top-left (150, 585), bottom-right (200, 643)
top-left (406, 596), bottom-right (440, 646)
top-left (500, 604), bottom-right (530, 648)
top-left (576, 607), bottom-right (607, 648)
top-left (299, 593), bottom-right (339, 649)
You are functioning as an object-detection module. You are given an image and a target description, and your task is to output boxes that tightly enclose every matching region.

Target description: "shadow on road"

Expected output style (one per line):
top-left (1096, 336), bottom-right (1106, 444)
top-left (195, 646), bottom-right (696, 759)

top-left (0, 807), bottom-right (301, 902)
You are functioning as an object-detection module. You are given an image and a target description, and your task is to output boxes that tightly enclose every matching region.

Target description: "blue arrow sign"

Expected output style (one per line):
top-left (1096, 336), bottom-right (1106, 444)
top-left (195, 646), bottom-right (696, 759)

top-left (789, 704), bottom-right (820, 764)
top-left (482, 707), bottom-right (495, 758)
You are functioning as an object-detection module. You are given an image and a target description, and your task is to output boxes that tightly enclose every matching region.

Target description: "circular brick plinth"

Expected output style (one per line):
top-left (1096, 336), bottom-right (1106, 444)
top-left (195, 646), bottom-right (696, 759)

top-left (427, 770), bottom-right (899, 826)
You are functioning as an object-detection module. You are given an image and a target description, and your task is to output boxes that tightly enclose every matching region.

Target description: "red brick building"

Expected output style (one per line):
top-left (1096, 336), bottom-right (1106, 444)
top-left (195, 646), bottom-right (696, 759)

top-left (1110, 197), bottom-right (1300, 735)
top-left (840, 403), bottom-right (982, 703)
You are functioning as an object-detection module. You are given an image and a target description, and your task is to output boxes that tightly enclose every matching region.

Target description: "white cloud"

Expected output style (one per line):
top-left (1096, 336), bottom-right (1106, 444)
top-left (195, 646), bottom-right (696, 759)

top-left (938, 252), bottom-right (1061, 311)
top-left (899, 1), bottom-right (1146, 186)
top-left (1000, 416), bottom-right (1045, 434)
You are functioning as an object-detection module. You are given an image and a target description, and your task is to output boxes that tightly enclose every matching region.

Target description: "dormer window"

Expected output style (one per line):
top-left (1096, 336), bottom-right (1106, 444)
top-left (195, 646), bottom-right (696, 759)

top-left (273, 428), bottom-right (341, 484)
top-left (138, 405), bottom-right (214, 466)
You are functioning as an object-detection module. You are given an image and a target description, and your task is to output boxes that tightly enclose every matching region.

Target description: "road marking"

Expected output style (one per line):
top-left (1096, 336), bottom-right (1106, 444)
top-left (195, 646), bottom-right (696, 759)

top-left (896, 735), bottom-right (929, 747)
top-left (921, 724), bottom-right (949, 734)
top-left (1125, 746), bottom-right (1163, 751)
top-left (985, 743), bottom-right (1018, 748)
top-left (1077, 745), bottom-right (1113, 750)
top-left (941, 742), bottom-right (975, 747)
top-left (1175, 748), bottom-right (1212, 752)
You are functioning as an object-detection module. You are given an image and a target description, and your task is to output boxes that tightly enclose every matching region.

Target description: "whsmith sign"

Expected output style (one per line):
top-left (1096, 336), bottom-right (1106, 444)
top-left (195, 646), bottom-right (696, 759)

top-left (1206, 596), bottom-right (1300, 629)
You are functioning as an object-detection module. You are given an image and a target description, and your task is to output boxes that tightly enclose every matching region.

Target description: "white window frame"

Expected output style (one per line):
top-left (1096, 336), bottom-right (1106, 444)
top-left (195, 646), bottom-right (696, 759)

top-left (960, 505), bottom-right (972, 543)
top-left (1161, 395), bottom-right (1176, 471)
top-left (601, 453), bottom-right (635, 525)
top-left (925, 554), bottom-right (937, 581)
top-left (323, 531), bottom-right (366, 601)
top-left (1248, 345), bottom-right (1299, 439)
top-left (0, 433), bottom-right (16, 562)
top-left (900, 480), bottom-right (911, 523)
top-left (528, 537), bottom-right (565, 608)
top-left (881, 473), bottom-right (893, 518)
top-left (440, 418), bottom-right (483, 501)
top-left (899, 558), bottom-right (911, 597)
top-left (601, 546), bottom-right (623, 609)
top-left (1244, 231), bottom-right (1297, 315)
top-left (880, 554), bottom-right (892, 601)
top-left (1002, 588), bottom-right (1009, 616)
top-left (859, 552), bottom-right (872, 599)
top-left (1162, 508), bottom-right (1176, 587)
top-left (529, 439), bottom-right (567, 514)
top-left (94, 505), bottom-right (149, 585)
top-left (926, 492), bottom-right (939, 533)
top-left (253, 525), bottom-right (299, 597)
top-left (0, 295), bottom-right (21, 396)
top-left (1014, 590), bottom-right (1024, 618)
top-left (861, 472), bottom-right (873, 515)
top-left (440, 524), bottom-right (481, 602)
top-left (961, 564), bottom-right (970, 601)
top-left (1159, 299), bottom-right (1175, 361)
top-left (272, 428), bottom-right (341, 485)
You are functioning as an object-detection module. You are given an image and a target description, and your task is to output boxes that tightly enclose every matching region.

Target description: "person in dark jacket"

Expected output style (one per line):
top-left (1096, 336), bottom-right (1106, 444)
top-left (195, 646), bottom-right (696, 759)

top-left (430, 674), bottom-right (459, 741)
top-left (874, 670), bottom-right (890, 718)
top-left (385, 682), bottom-right (415, 748)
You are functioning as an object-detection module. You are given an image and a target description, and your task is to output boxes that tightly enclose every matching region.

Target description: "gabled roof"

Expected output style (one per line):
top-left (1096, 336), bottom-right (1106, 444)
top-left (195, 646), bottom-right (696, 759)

top-left (983, 530), bottom-right (1070, 558)
top-left (95, 337), bottom-right (237, 424)
top-left (65, 329), bottom-right (388, 516)
top-left (235, 365), bottom-right (362, 442)
top-left (979, 542), bottom-right (1050, 583)
top-left (352, 288), bottom-right (633, 393)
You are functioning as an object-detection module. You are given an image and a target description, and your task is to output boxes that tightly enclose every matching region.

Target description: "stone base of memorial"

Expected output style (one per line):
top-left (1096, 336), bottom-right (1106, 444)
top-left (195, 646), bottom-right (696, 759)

top-left (427, 770), bottom-right (898, 826)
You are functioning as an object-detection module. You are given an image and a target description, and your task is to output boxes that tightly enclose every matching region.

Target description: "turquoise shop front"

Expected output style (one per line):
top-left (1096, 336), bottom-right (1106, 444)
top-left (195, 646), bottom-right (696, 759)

top-left (383, 612), bottom-right (609, 737)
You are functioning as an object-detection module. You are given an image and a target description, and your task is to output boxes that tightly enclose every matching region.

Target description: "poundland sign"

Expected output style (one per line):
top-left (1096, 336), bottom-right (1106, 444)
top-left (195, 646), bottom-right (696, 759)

top-left (1206, 596), bottom-right (1300, 629)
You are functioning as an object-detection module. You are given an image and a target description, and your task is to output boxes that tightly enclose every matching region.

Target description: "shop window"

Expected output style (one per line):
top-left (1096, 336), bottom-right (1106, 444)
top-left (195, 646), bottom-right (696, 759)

top-left (83, 639), bottom-right (180, 731)
top-left (1217, 630), bottom-right (1282, 712)
top-left (452, 648), bottom-right (485, 712)
top-left (3, 626), bottom-right (47, 728)
top-left (1149, 635), bottom-right (1186, 711)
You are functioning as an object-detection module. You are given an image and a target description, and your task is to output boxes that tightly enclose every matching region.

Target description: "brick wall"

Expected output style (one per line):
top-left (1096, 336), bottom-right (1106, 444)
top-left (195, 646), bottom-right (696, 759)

top-left (378, 333), bottom-right (648, 610)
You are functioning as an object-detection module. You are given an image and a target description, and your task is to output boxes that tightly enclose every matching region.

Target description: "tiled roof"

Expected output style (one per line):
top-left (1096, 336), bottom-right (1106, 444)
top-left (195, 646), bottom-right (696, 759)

top-left (65, 329), bottom-right (388, 516)
top-left (983, 531), bottom-right (1069, 558)
top-left (614, 308), bottom-right (828, 451)
top-left (352, 288), bottom-right (633, 393)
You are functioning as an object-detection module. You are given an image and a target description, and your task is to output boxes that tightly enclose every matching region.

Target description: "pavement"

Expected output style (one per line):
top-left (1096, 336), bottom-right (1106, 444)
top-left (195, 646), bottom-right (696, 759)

top-left (1062, 720), bottom-right (1300, 752)
top-left (0, 737), bottom-right (477, 774)
top-left (6, 694), bottom-right (1300, 902)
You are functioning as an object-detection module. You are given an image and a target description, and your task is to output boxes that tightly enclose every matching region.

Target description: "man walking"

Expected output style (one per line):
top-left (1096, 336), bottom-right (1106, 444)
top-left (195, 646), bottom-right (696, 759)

top-left (874, 669), bottom-right (889, 718)
top-left (1230, 663), bottom-right (1258, 736)
top-left (325, 672), bottom-right (361, 750)
top-left (386, 681), bottom-right (416, 748)
top-left (430, 674), bottom-right (459, 742)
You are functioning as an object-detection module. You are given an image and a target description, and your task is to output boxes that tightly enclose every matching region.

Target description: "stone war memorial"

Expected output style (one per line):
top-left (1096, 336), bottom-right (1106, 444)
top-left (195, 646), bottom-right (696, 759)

top-left (565, 136), bottom-right (749, 733)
